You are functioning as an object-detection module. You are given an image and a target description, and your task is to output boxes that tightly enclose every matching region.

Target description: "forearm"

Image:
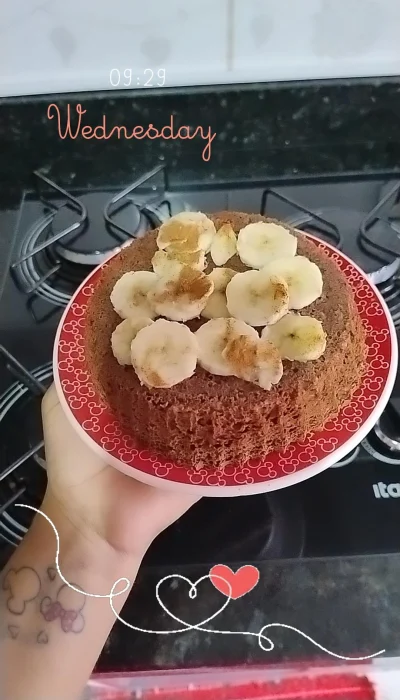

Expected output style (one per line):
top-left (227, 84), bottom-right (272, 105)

top-left (0, 492), bottom-right (143, 700)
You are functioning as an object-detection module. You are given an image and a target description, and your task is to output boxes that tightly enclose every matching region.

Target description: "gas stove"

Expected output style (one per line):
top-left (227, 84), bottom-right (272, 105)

top-left (1, 167), bottom-right (400, 568)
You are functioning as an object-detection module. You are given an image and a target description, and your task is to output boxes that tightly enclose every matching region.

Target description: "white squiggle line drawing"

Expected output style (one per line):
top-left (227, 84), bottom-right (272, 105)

top-left (17, 504), bottom-right (386, 660)
top-left (109, 574), bottom-right (232, 634)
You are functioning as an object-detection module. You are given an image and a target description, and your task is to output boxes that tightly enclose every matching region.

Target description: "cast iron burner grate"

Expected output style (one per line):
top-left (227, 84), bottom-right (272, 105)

top-left (260, 184), bottom-right (400, 325)
top-left (378, 277), bottom-right (400, 327)
top-left (9, 169), bottom-right (400, 323)
top-left (261, 182), bottom-right (400, 285)
top-left (0, 347), bottom-right (50, 546)
top-left (10, 166), bottom-right (186, 322)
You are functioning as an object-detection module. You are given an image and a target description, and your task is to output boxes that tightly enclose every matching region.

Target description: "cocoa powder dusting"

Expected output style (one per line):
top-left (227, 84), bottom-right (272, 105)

top-left (224, 335), bottom-right (258, 381)
top-left (175, 267), bottom-right (212, 301)
top-left (155, 266), bottom-right (212, 304)
top-left (273, 283), bottom-right (288, 302)
top-left (258, 340), bottom-right (280, 365)
top-left (143, 367), bottom-right (168, 388)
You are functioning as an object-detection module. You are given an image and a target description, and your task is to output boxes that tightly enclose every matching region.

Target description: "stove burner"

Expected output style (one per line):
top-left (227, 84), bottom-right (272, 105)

top-left (360, 180), bottom-right (400, 283)
top-left (289, 207), bottom-right (400, 285)
top-left (378, 278), bottom-right (400, 328)
top-left (330, 446), bottom-right (360, 468)
top-left (10, 166), bottom-right (189, 318)
top-left (373, 399), bottom-right (400, 452)
top-left (362, 435), bottom-right (400, 464)
top-left (360, 399), bottom-right (400, 464)
top-left (58, 192), bottom-right (186, 267)
top-left (11, 210), bottom-right (88, 309)
top-left (262, 187), bottom-right (400, 285)
top-left (53, 196), bottom-right (146, 267)
top-left (55, 164), bottom-right (170, 266)
top-left (0, 363), bottom-right (51, 545)
top-left (362, 408), bottom-right (400, 465)
top-left (261, 188), bottom-right (342, 247)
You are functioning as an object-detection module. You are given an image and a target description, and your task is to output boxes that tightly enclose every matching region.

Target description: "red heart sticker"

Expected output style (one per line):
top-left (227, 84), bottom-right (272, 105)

top-left (209, 564), bottom-right (260, 599)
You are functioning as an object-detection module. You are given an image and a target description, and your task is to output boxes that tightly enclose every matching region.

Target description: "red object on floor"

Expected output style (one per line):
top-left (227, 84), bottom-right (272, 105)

top-left (95, 674), bottom-right (376, 700)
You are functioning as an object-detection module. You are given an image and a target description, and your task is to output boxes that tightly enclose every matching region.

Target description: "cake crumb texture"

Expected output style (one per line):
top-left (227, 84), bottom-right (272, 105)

top-left (84, 211), bottom-right (367, 470)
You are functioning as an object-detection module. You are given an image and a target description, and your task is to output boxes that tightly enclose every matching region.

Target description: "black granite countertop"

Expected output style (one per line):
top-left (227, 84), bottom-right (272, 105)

top-left (97, 553), bottom-right (400, 672)
top-left (1, 77), bottom-right (400, 210)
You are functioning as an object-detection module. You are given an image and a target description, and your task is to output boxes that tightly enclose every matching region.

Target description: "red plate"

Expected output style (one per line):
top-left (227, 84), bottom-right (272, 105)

top-left (54, 234), bottom-right (398, 496)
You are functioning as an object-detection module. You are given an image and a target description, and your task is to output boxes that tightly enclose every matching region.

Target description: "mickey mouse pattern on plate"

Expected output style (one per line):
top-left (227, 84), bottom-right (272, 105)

top-left (55, 234), bottom-right (394, 490)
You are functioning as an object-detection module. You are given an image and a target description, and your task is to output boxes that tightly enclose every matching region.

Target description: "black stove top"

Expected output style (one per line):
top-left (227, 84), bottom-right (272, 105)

top-left (1, 168), bottom-right (400, 569)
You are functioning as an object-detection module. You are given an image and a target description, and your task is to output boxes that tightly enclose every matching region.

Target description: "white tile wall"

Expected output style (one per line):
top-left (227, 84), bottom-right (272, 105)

top-left (1, 0), bottom-right (400, 97)
top-left (232, 0), bottom-right (400, 81)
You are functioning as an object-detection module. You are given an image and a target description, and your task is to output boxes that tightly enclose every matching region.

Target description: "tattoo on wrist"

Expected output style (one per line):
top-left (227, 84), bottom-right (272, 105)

top-left (7, 625), bottom-right (20, 640)
top-left (2, 567), bottom-right (41, 614)
top-left (1, 565), bottom-right (86, 643)
top-left (40, 583), bottom-right (86, 633)
top-left (37, 630), bottom-right (49, 644)
top-left (47, 567), bottom-right (56, 581)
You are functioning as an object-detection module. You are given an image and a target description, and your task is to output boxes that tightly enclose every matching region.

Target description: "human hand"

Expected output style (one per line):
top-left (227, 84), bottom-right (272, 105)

top-left (41, 384), bottom-right (200, 559)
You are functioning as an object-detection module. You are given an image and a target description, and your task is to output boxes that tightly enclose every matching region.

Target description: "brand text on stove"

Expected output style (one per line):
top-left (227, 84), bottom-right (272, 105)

top-left (373, 482), bottom-right (400, 498)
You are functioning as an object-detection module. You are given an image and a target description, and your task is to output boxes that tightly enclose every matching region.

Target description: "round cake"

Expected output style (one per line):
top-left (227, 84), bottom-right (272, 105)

top-left (84, 211), bottom-right (367, 470)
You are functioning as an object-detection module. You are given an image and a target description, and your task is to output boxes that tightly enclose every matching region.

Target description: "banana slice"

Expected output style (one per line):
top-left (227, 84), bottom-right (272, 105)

top-left (222, 333), bottom-right (258, 383)
top-left (196, 318), bottom-right (258, 376)
top-left (130, 318), bottom-right (198, 388)
top-left (171, 248), bottom-right (206, 271)
top-left (262, 312), bottom-right (326, 362)
top-left (209, 267), bottom-right (238, 293)
top-left (157, 212), bottom-right (216, 253)
top-left (110, 271), bottom-right (157, 320)
top-left (237, 222), bottom-right (297, 269)
top-left (210, 223), bottom-right (237, 266)
top-left (257, 339), bottom-right (284, 390)
top-left (152, 249), bottom-right (206, 277)
top-left (111, 317), bottom-right (154, 366)
top-left (226, 269), bottom-right (289, 327)
top-left (201, 294), bottom-right (229, 320)
top-left (151, 251), bottom-right (183, 278)
top-left (150, 265), bottom-right (214, 322)
top-left (222, 335), bottom-right (283, 390)
top-left (201, 267), bottom-right (237, 320)
top-left (263, 256), bottom-right (323, 309)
